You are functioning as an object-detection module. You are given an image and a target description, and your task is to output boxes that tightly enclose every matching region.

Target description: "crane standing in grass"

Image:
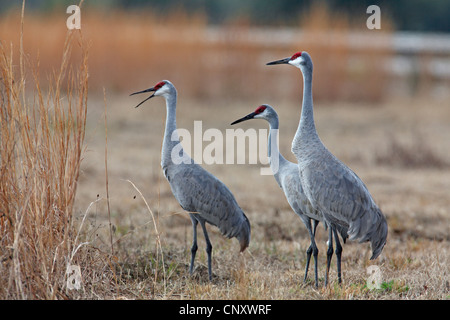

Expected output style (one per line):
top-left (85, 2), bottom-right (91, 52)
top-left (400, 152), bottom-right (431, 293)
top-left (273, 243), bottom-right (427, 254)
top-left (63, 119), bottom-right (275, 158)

top-left (231, 104), bottom-right (348, 287)
top-left (130, 80), bottom-right (251, 281)
top-left (267, 52), bottom-right (388, 285)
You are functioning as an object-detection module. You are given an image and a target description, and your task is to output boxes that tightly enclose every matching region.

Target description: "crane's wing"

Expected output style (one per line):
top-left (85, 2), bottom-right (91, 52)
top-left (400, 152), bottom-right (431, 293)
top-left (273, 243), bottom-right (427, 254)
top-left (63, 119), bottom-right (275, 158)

top-left (301, 152), bottom-right (387, 258)
top-left (166, 163), bottom-right (249, 240)
top-left (280, 164), bottom-right (322, 222)
top-left (283, 164), bottom-right (349, 241)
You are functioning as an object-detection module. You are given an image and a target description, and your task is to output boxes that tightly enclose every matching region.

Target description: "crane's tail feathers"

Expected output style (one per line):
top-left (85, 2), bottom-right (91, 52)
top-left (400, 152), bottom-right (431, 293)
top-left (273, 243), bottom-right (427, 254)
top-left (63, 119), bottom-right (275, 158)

top-left (337, 224), bottom-right (349, 244)
top-left (217, 212), bottom-right (250, 252)
top-left (369, 215), bottom-right (388, 260)
top-left (348, 207), bottom-right (388, 260)
top-left (237, 214), bottom-right (251, 252)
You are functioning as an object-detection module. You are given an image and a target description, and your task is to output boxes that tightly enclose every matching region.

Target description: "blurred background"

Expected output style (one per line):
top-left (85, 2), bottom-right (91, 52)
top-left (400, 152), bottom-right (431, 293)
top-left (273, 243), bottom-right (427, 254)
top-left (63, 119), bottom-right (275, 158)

top-left (1, 0), bottom-right (449, 103)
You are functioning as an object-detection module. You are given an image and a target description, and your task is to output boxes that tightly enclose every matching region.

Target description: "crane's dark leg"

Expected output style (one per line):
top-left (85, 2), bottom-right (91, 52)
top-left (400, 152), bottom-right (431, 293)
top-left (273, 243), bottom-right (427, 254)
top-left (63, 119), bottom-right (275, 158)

top-left (325, 225), bottom-right (334, 287)
top-left (303, 219), bottom-right (319, 288)
top-left (303, 219), bottom-right (313, 281)
top-left (303, 220), bottom-right (313, 282)
top-left (199, 219), bottom-right (213, 281)
top-left (189, 214), bottom-right (198, 276)
top-left (332, 228), bottom-right (343, 284)
top-left (312, 220), bottom-right (319, 287)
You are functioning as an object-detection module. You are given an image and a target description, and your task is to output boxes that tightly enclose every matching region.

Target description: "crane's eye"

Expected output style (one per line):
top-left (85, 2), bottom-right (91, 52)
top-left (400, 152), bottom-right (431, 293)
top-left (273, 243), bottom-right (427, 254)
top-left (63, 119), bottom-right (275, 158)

top-left (254, 106), bottom-right (267, 114)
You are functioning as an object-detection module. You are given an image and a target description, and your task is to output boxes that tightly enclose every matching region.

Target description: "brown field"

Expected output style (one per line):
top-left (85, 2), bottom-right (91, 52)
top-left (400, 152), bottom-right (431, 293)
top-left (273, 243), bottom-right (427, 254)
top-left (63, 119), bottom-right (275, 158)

top-left (1, 4), bottom-right (449, 300)
top-left (71, 93), bottom-right (450, 300)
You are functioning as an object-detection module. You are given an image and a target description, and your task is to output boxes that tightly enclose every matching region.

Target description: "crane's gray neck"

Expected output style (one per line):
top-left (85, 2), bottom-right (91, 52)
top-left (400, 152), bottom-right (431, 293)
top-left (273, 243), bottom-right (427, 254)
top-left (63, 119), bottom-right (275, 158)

top-left (161, 93), bottom-right (182, 169)
top-left (292, 67), bottom-right (319, 155)
top-left (267, 116), bottom-right (288, 178)
top-left (299, 69), bottom-right (317, 137)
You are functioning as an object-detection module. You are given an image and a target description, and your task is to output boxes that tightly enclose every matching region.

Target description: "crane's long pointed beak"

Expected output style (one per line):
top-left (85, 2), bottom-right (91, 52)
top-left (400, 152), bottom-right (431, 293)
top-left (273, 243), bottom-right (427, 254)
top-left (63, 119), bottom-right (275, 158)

top-left (266, 57), bottom-right (290, 65)
top-left (130, 87), bottom-right (156, 108)
top-left (230, 112), bottom-right (256, 125)
top-left (130, 87), bottom-right (156, 96)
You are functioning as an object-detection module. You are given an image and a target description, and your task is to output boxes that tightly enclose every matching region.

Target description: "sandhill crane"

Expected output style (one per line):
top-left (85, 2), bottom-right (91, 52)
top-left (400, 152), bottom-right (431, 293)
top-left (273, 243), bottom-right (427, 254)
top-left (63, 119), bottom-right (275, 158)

top-left (231, 104), bottom-right (347, 287)
top-left (231, 104), bottom-right (348, 287)
top-left (130, 80), bottom-right (251, 281)
top-left (267, 52), bottom-right (388, 285)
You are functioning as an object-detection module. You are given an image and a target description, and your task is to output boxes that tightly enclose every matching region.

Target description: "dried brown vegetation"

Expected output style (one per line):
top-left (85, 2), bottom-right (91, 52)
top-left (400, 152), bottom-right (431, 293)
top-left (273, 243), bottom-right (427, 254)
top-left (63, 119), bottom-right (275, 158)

top-left (0, 13), bottom-right (89, 298)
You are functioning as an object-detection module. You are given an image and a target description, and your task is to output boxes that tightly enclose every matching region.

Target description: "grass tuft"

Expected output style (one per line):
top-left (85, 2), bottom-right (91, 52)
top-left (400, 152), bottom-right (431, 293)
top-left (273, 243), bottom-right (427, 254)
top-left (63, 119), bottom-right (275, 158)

top-left (0, 3), bottom-right (88, 299)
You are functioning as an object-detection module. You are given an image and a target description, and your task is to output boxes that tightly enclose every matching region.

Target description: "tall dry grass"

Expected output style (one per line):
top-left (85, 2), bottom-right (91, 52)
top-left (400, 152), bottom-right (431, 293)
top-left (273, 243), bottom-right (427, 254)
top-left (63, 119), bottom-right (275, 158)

top-left (0, 12), bottom-right (89, 298)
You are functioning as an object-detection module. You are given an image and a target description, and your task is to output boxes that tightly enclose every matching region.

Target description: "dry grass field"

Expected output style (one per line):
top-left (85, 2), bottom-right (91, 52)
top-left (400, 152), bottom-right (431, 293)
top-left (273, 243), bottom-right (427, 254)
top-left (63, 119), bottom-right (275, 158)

top-left (71, 93), bottom-right (449, 300)
top-left (1, 3), bottom-right (449, 300)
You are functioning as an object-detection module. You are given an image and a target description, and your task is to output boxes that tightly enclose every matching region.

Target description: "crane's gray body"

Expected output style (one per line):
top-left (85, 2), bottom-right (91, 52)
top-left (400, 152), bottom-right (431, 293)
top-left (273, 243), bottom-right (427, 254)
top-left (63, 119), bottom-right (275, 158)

top-left (271, 114), bottom-right (348, 239)
top-left (277, 161), bottom-right (321, 223)
top-left (293, 135), bottom-right (387, 255)
top-left (163, 161), bottom-right (250, 244)
top-left (135, 80), bottom-right (250, 280)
